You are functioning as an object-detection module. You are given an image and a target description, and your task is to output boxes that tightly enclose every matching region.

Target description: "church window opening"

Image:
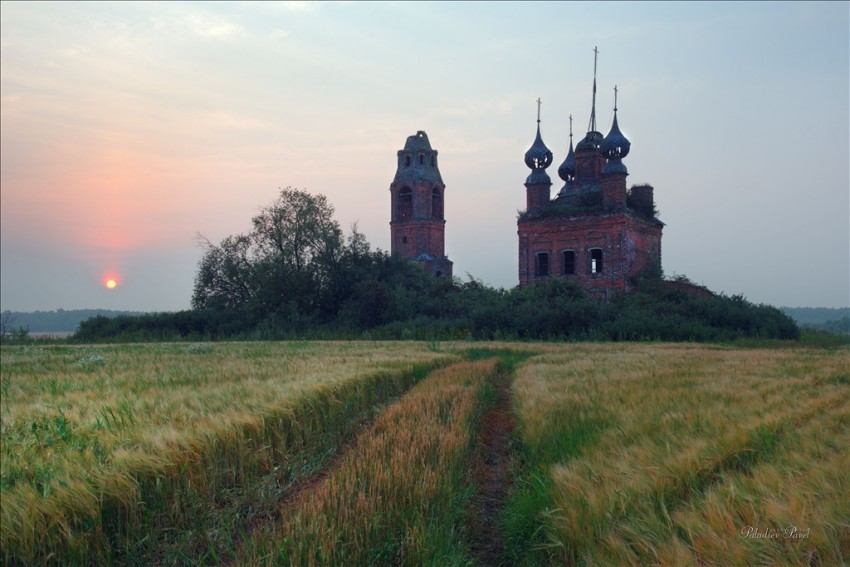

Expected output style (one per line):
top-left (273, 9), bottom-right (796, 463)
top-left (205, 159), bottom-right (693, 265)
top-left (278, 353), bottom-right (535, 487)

top-left (399, 188), bottom-right (413, 219)
top-left (432, 188), bottom-right (443, 219)
top-left (402, 236), bottom-right (407, 243)
top-left (590, 248), bottom-right (603, 274)
top-left (562, 250), bottom-right (576, 275)
top-left (536, 252), bottom-right (549, 276)
top-left (404, 155), bottom-right (411, 167)
top-left (419, 153), bottom-right (424, 165)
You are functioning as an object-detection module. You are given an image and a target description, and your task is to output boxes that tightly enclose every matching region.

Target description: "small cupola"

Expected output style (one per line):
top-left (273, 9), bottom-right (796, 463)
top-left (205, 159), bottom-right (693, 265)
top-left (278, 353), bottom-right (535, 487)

top-left (601, 86), bottom-right (630, 175)
top-left (524, 98), bottom-right (553, 184)
top-left (558, 114), bottom-right (577, 190)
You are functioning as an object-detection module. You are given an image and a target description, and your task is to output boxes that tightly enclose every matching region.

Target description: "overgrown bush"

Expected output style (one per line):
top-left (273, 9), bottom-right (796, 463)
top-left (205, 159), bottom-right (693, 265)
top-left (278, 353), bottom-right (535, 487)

top-left (74, 188), bottom-right (800, 344)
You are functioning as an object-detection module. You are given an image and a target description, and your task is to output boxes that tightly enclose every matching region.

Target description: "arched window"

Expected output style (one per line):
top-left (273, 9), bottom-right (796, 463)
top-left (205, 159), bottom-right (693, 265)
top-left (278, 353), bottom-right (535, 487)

top-left (398, 188), bottom-right (413, 219)
top-left (432, 187), bottom-right (443, 219)
top-left (536, 252), bottom-right (549, 277)
top-left (419, 153), bottom-right (424, 165)
top-left (589, 248), bottom-right (603, 274)
top-left (404, 155), bottom-right (411, 167)
top-left (562, 250), bottom-right (576, 275)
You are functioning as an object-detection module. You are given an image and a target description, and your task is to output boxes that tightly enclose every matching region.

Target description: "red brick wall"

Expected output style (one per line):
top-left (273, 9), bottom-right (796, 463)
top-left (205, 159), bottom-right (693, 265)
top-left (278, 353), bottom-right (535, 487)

top-left (391, 219), bottom-right (446, 259)
top-left (389, 177), bottom-right (451, 277)
top-left (517, 212), bottom-right (661, 296)
top-left (525, 181), bottom-right (551, 213)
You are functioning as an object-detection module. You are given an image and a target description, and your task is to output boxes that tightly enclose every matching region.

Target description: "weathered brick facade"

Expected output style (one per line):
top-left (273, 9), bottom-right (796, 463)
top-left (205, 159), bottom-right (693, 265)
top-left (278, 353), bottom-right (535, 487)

top-left (518, 77), bottom-right (663, 298)
top-left (389, 131), bottom-right (453, 277)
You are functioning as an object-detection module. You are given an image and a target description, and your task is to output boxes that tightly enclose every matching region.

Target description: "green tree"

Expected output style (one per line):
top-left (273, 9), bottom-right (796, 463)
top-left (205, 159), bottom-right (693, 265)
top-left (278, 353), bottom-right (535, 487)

top-left (191, 188), bottom-right (344, 327)
top-left (192, 234), bottom-right (257, 310)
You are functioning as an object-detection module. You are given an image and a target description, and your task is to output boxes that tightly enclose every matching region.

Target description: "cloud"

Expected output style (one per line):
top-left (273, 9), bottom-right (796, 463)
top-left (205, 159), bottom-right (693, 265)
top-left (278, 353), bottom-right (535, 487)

top-left (183, 12), bottom-right (242, 38)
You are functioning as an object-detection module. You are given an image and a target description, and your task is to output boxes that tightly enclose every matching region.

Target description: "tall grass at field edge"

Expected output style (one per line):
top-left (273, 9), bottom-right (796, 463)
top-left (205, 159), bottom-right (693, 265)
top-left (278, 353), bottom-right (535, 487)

top-left (1, 360), bottom-right (449, 566)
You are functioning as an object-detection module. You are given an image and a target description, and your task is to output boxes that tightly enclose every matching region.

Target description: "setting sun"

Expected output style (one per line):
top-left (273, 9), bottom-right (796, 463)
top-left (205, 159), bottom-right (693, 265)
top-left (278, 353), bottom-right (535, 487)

top-left (105, 278), bottom-right (118, 289)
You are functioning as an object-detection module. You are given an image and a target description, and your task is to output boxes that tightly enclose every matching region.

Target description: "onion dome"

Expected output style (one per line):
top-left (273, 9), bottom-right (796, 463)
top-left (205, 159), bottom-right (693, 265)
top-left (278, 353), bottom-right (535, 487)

top-left (524, 99), bottom-right (553, 184)
top-left (558, 115), bottom-right (576, 184)
top-left (601, 111), bottom-right (630, 160)
top-left (601, 90), bottom-right (630, 175)
top-left (575, 130), bottom-right (603, 152)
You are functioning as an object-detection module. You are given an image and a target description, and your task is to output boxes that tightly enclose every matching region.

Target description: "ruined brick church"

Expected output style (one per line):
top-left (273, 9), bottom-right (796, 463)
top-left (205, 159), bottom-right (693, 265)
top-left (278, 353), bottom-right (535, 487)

top-left (389, 130), bottom-right (453, 278)
top-left (389, 51), bottom-right (663, 296)
top-left (517, 54), bottom-right (663, 299)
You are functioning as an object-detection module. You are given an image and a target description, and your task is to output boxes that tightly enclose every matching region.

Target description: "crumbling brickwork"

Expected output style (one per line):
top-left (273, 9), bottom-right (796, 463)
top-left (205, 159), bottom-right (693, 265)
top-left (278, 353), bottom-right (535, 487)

top-left (389, 131), bottom-right (453, 278)
top-left (518, 77), bottom-right (663, 297)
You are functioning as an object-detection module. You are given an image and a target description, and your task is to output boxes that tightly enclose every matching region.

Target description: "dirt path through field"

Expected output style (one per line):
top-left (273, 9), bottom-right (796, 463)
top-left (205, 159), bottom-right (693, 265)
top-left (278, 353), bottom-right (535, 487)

top-left (469, 366), bottom-right (515, 566)
top-left (225, 411), bottom-right (379, 566)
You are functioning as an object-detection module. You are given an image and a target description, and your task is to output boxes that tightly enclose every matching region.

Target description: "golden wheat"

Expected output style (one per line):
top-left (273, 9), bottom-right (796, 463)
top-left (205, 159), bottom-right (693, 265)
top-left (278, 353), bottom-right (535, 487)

top-left (240, 359), bottom-right (498, 566)
top-left (513, 343), bottom-right (848, 566)
top-left (0, 341), bottom-right (454, 564)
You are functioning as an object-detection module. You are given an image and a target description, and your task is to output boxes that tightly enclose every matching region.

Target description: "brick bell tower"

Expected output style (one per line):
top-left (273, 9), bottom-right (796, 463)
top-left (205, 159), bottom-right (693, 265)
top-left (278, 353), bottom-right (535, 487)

top-left (389, 131), bottom-right (453, 277)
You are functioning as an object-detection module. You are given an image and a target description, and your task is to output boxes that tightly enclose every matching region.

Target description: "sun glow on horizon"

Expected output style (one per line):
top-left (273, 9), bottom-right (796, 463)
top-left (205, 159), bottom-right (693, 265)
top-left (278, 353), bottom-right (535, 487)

top-left (102, 274), bottom-right (120, 290)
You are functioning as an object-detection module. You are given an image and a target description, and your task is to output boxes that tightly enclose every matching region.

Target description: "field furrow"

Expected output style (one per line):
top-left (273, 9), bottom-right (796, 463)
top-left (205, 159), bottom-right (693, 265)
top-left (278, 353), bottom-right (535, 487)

top-left (0, 342), bottom-right (454, 565)
top-left (2, 341), bottom-right (845, 566)
top-left (236, 358), bottom-right (499, 566)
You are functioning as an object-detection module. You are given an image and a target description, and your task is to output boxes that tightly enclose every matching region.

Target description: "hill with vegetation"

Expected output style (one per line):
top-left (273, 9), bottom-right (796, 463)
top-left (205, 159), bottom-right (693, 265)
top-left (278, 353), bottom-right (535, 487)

top-left (71, 188), bottom-right (799, 343)
top-left (781, 307), bottom-right (849, 334)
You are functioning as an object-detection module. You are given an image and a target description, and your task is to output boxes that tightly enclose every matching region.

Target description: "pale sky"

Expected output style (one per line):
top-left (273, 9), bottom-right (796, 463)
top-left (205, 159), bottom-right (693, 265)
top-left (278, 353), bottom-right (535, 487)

top-left (2, 1), bottom-right (848, 312)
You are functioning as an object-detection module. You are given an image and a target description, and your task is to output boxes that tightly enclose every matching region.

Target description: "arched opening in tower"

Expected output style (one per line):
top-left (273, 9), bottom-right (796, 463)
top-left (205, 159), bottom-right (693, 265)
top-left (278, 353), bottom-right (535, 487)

top-left (398, 188), bottom-right (413, 219)
top-left (432, 187), bottom-right (443, 219)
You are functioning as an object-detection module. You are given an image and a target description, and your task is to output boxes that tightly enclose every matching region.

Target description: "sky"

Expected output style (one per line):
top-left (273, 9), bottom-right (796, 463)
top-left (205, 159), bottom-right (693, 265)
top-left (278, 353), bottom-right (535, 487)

top-left (1, 1), bottom-right (848, 313)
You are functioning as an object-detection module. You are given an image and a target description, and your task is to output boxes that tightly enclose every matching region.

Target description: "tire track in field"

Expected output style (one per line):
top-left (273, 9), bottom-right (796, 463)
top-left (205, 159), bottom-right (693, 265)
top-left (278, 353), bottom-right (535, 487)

top-left (469, 365), bottom-right (516, 566)
top-left (225, 384), bottom-right (420, 567)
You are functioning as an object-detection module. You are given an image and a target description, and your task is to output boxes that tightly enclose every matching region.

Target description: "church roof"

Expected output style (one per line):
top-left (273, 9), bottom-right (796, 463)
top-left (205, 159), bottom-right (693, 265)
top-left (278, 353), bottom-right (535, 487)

top-left (393, 130), bottom-right (443, 185)
top-left (403, 130), bottom-right (433, 152)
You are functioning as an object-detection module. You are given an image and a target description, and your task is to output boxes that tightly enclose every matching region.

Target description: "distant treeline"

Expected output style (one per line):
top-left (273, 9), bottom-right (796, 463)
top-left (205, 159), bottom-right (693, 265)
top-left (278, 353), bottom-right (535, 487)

top-left (1, 309), bottom-right (144, 334)
top-left (781, 307), bottom-right (850, 334)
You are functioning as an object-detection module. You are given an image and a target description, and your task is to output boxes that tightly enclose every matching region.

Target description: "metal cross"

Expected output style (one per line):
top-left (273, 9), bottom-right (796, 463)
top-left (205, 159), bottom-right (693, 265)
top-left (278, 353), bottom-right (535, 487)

top-left (589, 46), bottom-right (599, 132)
top-left (536, 97), bottom-right (542, 123)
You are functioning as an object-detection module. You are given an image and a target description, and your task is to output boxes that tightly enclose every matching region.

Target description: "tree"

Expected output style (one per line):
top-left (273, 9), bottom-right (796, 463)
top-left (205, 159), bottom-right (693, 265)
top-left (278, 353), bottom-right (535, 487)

top-left (191, 188), bottom-right (344, 327)
top-left (192, 234), bottom-right (257, 310)
top-left (250, 188), bottom-right (342, 276)
top-left (1, 311), bottom-right (17, 338)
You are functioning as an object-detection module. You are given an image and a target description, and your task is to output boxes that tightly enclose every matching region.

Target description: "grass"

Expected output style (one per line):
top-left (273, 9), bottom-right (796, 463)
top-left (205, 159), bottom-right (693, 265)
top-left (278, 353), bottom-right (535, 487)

top-left (237, 358), bottom-right (499, 566)
top-left (2, 340), bottom-right (846, 566)
top-left (504, 343), bottom-right (849, 566)
top-left (0, 341), bottom-right (455, 565)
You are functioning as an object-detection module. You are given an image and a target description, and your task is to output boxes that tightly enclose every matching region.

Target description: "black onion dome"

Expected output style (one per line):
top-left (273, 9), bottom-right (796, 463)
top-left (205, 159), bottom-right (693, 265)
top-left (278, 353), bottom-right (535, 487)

top-left (575, 130), bottom-right (603, 152)
top-left (557, 139), bottom-right (576, 182)
top-left (524, 123), bottom-right (553, 184)
top-left (601, 112), bottom-right (630, 160)
top-left (524, 124), bottom-right (553, 171)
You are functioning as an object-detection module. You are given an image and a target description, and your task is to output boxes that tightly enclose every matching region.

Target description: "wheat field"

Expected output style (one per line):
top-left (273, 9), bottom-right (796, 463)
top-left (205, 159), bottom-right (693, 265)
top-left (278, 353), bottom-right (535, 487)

top-left (509, 343), bottom-right (849, 566)
top-left (1, 340), bottom-right (846, 565)
top-left (0, 341), bottom-right (454, 564)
